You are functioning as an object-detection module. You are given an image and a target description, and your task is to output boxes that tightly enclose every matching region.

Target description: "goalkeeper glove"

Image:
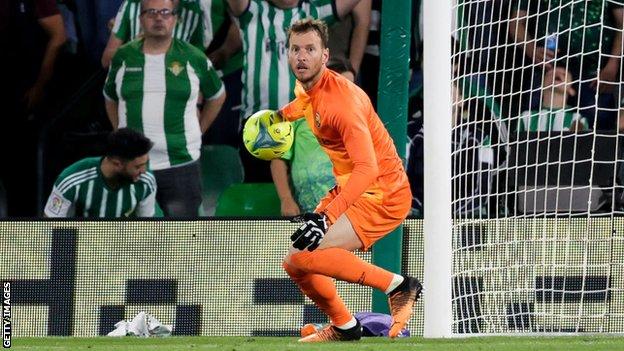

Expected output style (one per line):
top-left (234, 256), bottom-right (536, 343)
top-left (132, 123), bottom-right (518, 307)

top-left (290, 212), bottom-right (329, 251)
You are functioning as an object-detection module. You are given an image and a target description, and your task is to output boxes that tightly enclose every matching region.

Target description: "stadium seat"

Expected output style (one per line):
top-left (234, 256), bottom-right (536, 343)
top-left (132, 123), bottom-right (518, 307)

top-left (200, 145), bottom-right (244, 216)
top-left (215, 183), bottom-right (281, 216)
top-left (154, 202), bottom-right (164, 217)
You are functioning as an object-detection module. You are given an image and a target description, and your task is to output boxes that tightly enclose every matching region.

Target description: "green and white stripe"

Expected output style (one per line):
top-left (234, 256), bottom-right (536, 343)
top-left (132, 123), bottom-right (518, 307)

top-left (104, 39), bottom-right (224, 170)
top-left (516, 108), bottom-right (589, 132)
top-left (44, 157), bottom-right (156, 218)
top-left (235, 0), bottom-right (337, 118)
top-left (112, 0), bottom-right (229, 50)
top-left (112, 0), bottom-right (143, 42)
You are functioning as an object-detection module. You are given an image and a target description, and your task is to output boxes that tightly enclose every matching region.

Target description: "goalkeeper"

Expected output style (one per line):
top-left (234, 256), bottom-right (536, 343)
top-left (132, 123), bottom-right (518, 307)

top-left (278, 18), bottom-right (421, 342)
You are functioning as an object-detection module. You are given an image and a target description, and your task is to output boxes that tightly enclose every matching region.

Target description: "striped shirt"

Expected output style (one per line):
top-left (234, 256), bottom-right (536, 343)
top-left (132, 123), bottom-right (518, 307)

top-left (364, 0), bottom-right (381, 56)
top-left (516, 108), bottom-right (588, 132)
top-left (103, 38), bottom-right (225, 170)
top-left (234, 0), bottom-right (337, 119)
top-left (112, 0), bottom-right (229, 50)
top-left (45, 157), bottom-right (156, 218)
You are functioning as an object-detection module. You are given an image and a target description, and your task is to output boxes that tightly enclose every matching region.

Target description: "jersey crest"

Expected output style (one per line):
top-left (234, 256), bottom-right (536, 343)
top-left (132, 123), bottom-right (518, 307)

top-left (168, 61), bottom-right (185, 76)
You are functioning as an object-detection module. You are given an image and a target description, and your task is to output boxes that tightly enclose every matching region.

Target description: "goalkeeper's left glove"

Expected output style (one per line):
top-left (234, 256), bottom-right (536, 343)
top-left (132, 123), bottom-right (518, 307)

top-left (290, 212), bottom-right (329, 251)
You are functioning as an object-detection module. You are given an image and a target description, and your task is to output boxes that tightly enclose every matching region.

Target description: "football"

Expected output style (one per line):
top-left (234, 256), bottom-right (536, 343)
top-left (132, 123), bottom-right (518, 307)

top-left (242, 110), bottom-right (294, 161)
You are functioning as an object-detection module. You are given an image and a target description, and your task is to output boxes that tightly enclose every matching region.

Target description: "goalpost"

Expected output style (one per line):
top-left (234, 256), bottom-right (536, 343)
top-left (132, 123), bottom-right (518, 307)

top-left (423, 0), bottom-right (453, 338)
top-left (425, 0), bottom-right (624, 337)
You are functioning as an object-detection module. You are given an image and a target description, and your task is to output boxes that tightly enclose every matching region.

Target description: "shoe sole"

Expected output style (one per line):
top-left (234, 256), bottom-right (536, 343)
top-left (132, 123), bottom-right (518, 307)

top-left (298, 325), bottom-right (362, 342)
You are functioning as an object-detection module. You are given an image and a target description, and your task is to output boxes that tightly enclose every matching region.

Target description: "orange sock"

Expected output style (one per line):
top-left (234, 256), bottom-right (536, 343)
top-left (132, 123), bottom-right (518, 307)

top-left (287, 247), bottom-right (394, 292)
top-left (282, 262), bottom-right (353, 326)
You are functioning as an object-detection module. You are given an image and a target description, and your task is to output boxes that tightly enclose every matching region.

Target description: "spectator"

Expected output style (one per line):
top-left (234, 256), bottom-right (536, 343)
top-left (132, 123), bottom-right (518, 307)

top-left (4, 0), bottom-right (66, 112)
top-left (270, 61), bottom-right (355, 216)
top-left (508, 0), bottom-right (624, 130)
top-left (409, 77), bottom-right (500, 218)
top-left (327, 0), bottom-right (370, 82)
top-left (1, 0), bottom-right (66, 216)
top-left (271, 118), bottom-right (335, 215)
top-left (359, 0), bottom-right (419, 108)
top-left (44, 128), bottom-right (156, 218)
top-left (225, 0), bottom-right (363, 183)
top-left (103, 0), bottom-right (226, 217)
top-left (203, 15), bottom-right (246, 148)
top-left (103, 0), bottom-right (244, 148)
top-left (101, 0), bottom-right (236, 67)
top-left (74, 0), bottom-right (124, 63)
top-left (515, 66), bottom-right (588, 132)
top-left (359, 0), bottom-right (380, 107)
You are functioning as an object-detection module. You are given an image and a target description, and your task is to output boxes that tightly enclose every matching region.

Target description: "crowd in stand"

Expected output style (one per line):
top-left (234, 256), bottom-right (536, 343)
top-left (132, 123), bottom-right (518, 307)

top-left (1, 0), bottom-right (623, 218)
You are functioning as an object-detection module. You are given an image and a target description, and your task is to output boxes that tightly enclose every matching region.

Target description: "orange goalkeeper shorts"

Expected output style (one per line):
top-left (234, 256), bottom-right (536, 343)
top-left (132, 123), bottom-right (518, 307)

top-left (315, 177), bottom-right (412, 251)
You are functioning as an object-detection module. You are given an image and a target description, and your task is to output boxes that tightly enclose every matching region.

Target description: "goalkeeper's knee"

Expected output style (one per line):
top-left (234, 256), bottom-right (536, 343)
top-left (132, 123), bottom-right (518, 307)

top-left (284, 250), bottom-right (314, 272)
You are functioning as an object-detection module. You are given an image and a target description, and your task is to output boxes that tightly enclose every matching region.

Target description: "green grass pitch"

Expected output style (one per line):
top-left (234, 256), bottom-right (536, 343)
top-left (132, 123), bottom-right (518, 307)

top-left (8, 336), bottom-right (624, 351)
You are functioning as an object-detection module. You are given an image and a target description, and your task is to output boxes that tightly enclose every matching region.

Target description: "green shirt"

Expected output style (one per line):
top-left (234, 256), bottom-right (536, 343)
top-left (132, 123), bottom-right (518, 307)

top-left (234, 0), bottom-right (337, 118)
top-left (112, 0), bottom-right (243, 75)
top-left (113, 0), bottom-right (224, 50)
top-left (281, 119), bottom-right (334, 212)
top-left (517, 0), bottom-right (624, 77)
top-left (103, 38), bottom-right (224, 170)
top-left (516, 108), bottom-right (589, 132)
top-left (45, 157), bottom-right (156, 218)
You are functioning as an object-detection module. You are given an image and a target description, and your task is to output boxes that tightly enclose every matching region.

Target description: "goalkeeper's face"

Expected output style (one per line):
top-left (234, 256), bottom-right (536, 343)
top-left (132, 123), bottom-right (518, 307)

top-left (288, 30), bottom-right (329, 87)
top-left (116, 154), bottom-right (149, 183)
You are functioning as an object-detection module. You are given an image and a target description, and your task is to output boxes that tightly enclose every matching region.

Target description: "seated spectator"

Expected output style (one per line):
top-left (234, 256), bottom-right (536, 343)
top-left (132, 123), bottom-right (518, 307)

top-left (410, 77), bottom-right (501, 218)
top-left (515, 66), bottom-right (588, 132)
top-left (508, 0), bottom-right (622, 130)
top-left (44, 128), bottom-right (156, 218)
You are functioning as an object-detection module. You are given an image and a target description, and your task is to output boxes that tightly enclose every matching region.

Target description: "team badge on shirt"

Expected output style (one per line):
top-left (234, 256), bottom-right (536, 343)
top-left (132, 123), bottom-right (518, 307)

top-left (168, 61), bottom-right (185, 76)
top-left (314, 112), bottom-right (321, 128)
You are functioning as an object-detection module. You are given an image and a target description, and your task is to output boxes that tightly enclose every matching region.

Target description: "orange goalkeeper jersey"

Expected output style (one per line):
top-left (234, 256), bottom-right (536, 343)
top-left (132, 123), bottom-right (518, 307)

top-left (280, 69), bottom-right (411, 223)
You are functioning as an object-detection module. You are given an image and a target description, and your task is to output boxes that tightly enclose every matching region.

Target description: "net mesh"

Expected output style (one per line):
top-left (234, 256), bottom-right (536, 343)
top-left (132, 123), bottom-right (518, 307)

top-left (451, 0), bottom-right (624, 334)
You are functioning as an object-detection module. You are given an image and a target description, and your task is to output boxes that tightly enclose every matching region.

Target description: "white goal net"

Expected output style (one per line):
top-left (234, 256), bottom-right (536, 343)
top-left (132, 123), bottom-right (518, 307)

top-left (448, 0), bottom-right (624, 334)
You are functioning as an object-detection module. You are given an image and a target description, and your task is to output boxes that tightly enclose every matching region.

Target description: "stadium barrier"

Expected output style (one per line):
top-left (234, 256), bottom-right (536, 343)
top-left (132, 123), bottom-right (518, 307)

top-left (0, 219), bottom-right (421, 337)
top-left (4, 218), bottom-right (624, 336)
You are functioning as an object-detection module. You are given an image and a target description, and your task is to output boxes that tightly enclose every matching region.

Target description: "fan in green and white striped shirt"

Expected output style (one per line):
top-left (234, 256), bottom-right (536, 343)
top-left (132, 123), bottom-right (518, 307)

top-left (111, 0), bottom-right (229, 51)
top-left (227, 0), bottom-right (362, 119)
top-left (517, 108), bottom-right (589, 132)
top-left (516, 66), bottom-right (590, 132)
top-left (45, 157), bottom-right (157, 217)
top-left (103, 38), bottom-right (225, 170)
top-left (45, 129), bottom-right (156, 218)
top-left (104, 0), bottom-right (226, 217)
top-left (102, 0), bottom-right (240, 71)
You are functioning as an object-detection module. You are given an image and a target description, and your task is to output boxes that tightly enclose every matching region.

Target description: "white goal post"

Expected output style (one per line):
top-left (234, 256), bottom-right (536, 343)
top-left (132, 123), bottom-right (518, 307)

top-left (423, 0), bottom-right (454, 339)
top-left (424, 0), bottom-right (624, 337)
